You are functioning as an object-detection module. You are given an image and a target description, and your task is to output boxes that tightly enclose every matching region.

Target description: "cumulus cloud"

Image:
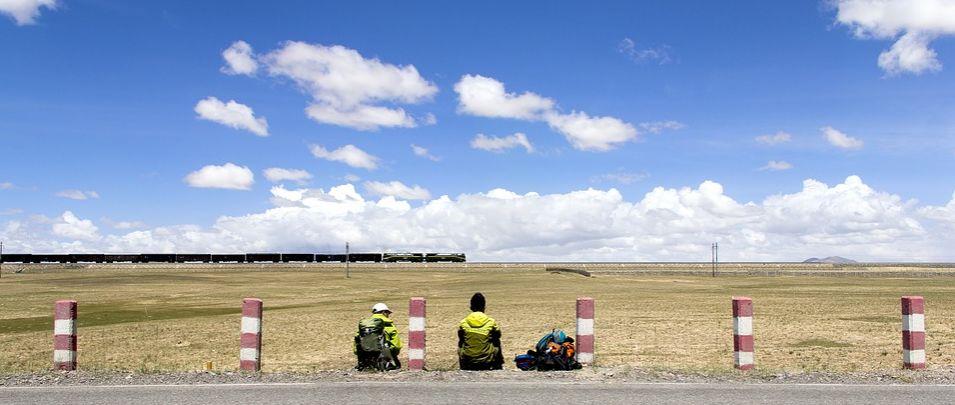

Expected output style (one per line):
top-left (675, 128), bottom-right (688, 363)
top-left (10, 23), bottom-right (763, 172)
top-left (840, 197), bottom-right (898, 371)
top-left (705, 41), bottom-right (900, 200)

top-left (454, 74), bottom-right (641, 151)
top-left (822, 126), bottom-right (864, 150)
top-left (411, 144), bottom-right (440, 161)
top-left (184, 163), bottom-right (254, 190)
top-left (261, 41), bottom-right (437, 131)
top-left (263, 168), bottom-right (312, 185)
top-left (470, 133), bottom-right (535, 153)
top-left (618, 38), bottom-right (673, 65)
top-left (103, 219), bottom-right (146, 230)
top-left (760, 160), bottom-right (794, 171)
top-left (364, 181), bottom-right (431, 200)
top-left (834, 0), bottom-right (955, 75)
top-left (454, 74), bottom-right (554, 120)
top-left (56, 190), bottom-right (99, 200)
top-left (5, 176), bottom-right (953, 261)
top-left (755, 131), bottom-right (792, 145)
top-left (0, 0), bottom-right (56, 25)
top-left (221, 40), bottom-right (258, 76)
top-left (310, 144), bottom-right (379, 170)
top-left (51, 211), bottom-right (99, 241)
top-left (544, 111), bottom-right (637, 151)
top-left (194, 97), bottom-right (269, 136)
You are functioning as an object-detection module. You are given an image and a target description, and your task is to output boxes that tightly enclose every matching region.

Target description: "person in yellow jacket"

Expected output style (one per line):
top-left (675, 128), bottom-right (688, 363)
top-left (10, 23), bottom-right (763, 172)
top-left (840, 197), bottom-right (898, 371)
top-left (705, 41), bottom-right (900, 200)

top-left (354, 302), bottom-right (403, 370)
top-left (458, 293), bottom-right (504, 370)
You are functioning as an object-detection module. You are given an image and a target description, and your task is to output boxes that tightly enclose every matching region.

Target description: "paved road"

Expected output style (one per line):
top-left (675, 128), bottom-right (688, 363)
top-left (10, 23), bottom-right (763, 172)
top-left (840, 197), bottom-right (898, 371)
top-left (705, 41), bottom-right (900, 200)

top-left (2, 381), bottom-right (954, 404)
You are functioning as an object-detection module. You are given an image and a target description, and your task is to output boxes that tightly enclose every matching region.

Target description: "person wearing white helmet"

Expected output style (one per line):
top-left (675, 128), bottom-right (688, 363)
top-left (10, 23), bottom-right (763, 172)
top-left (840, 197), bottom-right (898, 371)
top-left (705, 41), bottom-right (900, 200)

top-left (354, 302), bottom-right (403, 370)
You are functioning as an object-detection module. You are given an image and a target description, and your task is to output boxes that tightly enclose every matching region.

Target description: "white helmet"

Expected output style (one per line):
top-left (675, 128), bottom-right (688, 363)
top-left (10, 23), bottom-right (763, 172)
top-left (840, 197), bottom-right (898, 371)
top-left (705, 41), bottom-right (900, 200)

top-left (372, 303), bottom-right (391, 313)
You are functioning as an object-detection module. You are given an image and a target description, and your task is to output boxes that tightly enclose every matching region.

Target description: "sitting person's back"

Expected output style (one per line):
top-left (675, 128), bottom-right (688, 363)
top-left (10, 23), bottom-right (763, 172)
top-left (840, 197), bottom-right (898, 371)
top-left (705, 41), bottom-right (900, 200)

top-left (458, 293), bottom-right (503, 370)
top-left (354, 303), bottom-right (402, 371)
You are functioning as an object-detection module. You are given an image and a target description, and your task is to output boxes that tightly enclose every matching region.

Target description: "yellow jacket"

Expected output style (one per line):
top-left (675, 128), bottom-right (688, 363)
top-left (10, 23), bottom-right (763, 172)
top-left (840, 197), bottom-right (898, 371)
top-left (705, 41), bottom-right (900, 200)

top-left (458, 311), bottom-right (501, 362)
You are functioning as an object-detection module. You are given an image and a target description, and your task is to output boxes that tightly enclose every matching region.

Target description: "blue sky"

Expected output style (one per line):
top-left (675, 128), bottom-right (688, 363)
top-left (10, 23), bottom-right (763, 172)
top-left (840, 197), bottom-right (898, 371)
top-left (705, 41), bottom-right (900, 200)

top-left (2, 1), bottom-right (955, 260)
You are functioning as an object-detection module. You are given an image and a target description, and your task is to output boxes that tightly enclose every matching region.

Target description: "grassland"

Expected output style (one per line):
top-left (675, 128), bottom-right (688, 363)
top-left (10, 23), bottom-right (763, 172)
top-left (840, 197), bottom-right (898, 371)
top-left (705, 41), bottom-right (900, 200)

top-left (1, 266), bottom-right (954, 373)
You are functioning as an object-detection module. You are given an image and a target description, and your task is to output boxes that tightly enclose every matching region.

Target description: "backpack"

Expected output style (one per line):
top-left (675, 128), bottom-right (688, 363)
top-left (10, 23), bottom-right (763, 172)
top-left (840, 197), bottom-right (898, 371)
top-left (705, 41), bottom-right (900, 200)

top-left (515, 329), bottom-right (581, 371)
top-left (355, 317), bottom-right (399, 371)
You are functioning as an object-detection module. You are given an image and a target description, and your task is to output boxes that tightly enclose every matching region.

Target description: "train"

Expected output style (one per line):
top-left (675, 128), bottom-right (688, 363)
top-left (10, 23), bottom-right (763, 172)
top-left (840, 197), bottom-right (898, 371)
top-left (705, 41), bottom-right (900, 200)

top-left (0, 252), bottom-right (466, 264)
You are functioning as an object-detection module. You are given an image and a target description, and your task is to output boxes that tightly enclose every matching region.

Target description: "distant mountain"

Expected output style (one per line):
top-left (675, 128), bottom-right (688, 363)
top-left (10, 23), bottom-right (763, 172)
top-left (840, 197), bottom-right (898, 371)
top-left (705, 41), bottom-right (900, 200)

top-left (803, 256), bottom-right (857, 264)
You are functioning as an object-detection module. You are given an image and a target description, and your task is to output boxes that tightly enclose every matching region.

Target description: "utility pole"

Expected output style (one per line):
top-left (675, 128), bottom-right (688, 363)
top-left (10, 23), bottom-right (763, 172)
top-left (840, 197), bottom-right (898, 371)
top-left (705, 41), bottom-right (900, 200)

top-left (345, 241), bottom-right (350, 279)
top-left (711, 242), bottom-right (718, 277)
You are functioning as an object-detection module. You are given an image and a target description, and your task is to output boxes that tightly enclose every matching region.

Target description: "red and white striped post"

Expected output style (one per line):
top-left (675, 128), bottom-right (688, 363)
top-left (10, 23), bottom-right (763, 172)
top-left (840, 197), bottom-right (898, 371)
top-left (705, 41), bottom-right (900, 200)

top-left (408, 297), bottom-right (426, 370)
top-left (240, 298), bottom-right (262, 371)
top-left (576, 297), bottom-right (595, 365)
top-left (53, 300), bottom-right (77, 371)
top-left (732, 296), bottom-right (754, 370)
top-left (901, 296), bottom-right (925, 369)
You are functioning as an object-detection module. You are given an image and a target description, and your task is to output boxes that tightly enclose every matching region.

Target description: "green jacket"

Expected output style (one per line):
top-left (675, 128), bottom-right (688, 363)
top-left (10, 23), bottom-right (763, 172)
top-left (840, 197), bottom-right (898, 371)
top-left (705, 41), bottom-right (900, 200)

top-left (458, 311), bottom-right (501, 363)
top-left (354, 313), bottom-right (402, 354)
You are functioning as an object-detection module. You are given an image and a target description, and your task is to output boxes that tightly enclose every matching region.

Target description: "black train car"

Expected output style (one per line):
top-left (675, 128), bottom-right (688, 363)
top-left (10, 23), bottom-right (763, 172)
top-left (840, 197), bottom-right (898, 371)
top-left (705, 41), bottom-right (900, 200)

top-left (69, 254), bottom-right (105, 263)
top-left (425, 253), bottom-right (466, 263)
top-left (315, 254), bottom-right (346, 262)
top-left (210, 254), bottom-right (245, 263)
top-left (142, 254), bottom-right (176, 263)
top-left (104, 254), bottom-right (142, 263)
top-left (348, 253), bottom-right (382, 262)
top-left (32, 254), bottom-right (70, 263)
top-left (281, 254), bottom-right (314, 262)
top-left (246, 253), bottom-right (281, 263)
top-left (176, 254), bottom-right (211, 263)
top-left (382, 253), bottom-right (424, 263)
top-left (0, 254), bottom-right (32, 263)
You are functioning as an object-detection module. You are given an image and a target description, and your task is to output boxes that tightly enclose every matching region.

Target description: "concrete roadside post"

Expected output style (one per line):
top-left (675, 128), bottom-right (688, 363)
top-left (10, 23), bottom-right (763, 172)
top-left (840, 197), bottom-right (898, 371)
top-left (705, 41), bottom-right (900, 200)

top-left (408, 297), bottom-right (426, 370)
top-left (240, 298), bottom-right (263, 371)
top-left (732, 296), bottom-right (754, 370)
top-left (53, 300), bottom-right (78, 371)
top-left (901, 296), bottom-right (926, 369)
top-left (576, 297), bottom-right (595, 365)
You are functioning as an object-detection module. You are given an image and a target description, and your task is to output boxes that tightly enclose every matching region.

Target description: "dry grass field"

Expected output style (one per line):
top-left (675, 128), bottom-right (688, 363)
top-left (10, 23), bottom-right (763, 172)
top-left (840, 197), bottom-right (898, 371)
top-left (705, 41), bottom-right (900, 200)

top-left (1, 266), bottom-right (954, 374)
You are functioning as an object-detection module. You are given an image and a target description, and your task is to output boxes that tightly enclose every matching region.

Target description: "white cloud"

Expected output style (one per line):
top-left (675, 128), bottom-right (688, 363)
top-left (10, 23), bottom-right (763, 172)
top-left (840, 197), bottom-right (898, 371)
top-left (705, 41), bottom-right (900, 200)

top-left (194, 97), bottom-right (269, 136)
top-left (111, 221), bottom-right (145, 230)
top-left (822, 126), bottom-right (864, 150)
top-left (261, 41), bottom-right (437, 131)
top-left (755, 131), bottom-right (792, 145)
top-left (0, 182), bottom-right (12, 190)
top-left (221, 40), bottom-right (258, 76)
top-left (305, 103), bottom-right (415, 131)
top-left (263, 168), bottom-right (312, 185)
top-left (470, 133), bottom-right (535, 153)
top-left (411, 144), bottom-right (440, 161)
top-left (52, 211), bottom-right (99, 241)
top-left (344, 174), bottom-right (361, 182)
top-left (0, 208), bottom-right (23, 216)
top-left (184, 163), bottom-right (254, 190)
top-left (544, 111), bottom-right (637, 151)
top-left (618, 38), bottom-right (673, 65)
top-left (454, 74), bottom-right (554, 120)
top-left (310, 144), bottom-right (379, 170)
top-left (454, 74), bottom-right (641, 151)
top-left (6, 176), bottom-right (955, 261)
top-left (0, 0), bottom-right (56, 25)
top-left (760, 160), bottom-right (794, 171)
top-left (56, 190), bottom-right (99, 200)
top-left (639, 121), bottom-right (685, 134)
top-left (834, 0), bottom-right (955, 75)
top-left (590, 171), bottom-right (649, 185)
top-left (364, 181), bottom-right (431, 200)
